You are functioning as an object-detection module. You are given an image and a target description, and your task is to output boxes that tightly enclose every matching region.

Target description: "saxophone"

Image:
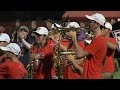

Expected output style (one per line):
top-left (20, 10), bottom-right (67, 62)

top-left (54, 43), bottom-right (66, 79)
top-left (26, 60), bottom-right (34, 79)
top-left (53, 30), bottom-right (76, 79)
top-left (26, 43), bottom-right (36, 79)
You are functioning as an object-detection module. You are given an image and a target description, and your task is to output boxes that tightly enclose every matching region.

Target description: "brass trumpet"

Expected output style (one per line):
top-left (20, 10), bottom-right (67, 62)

top-left (49, 27), bottom-right (80, 35)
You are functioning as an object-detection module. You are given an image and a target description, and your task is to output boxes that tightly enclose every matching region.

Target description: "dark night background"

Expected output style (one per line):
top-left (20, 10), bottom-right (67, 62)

top-left (0, 0), bottom-right (119, 22)
top-left (0, 11), bottom-right (66, 21)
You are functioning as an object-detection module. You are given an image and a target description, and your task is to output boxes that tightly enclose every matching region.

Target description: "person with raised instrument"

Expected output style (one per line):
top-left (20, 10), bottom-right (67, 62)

top-left (61, 13), bottom-right (107, 79)
top-left (102, 22), bottom-right (118, 79)
top-left (49, 22), bottom-right (86, 79)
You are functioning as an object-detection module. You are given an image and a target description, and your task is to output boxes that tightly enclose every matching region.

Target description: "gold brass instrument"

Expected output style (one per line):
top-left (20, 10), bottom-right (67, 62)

top-left (26, 44), bottom-right (35, 79)
top-left (49, 27), bottom-right (80, 36)
top-left (111, 29), bottom-right (120, 51)
top-left (52, 27), bottom-right (77, 79)
top-left (58, 27), bottom-right (80, 31)
top-left (54, 46), bottom-right (76, 79)
top-left (26, 60), bottom-right (34, 79)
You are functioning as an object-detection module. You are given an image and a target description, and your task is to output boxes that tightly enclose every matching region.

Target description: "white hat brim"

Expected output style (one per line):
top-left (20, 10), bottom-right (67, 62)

top-left (0, 39), bottom-right (5, 42)
top-left (33, 31), bottom-right (41, 35)
top-left (0, 47), bottom-right (10, 52)
top-left (85, 15), bottom-right (95, 21)
top-left (33, 31), bottom-right (48, 35)
top-left (85, 39), bottom-right (92, 44)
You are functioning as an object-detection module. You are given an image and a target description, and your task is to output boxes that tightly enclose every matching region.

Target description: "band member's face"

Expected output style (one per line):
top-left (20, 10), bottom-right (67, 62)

top-left (5, 52), bottom-right (13, 58)
top-left (54, 33), bottom-right (61, 40)
top-left (0, 41), bottom-right (8, 47)
top-left (102, 28), bottom-right (110, 36)
top-left (89, 20), bottom-right (97, 31)
top-left (36, 34), bottom-right (45, 44)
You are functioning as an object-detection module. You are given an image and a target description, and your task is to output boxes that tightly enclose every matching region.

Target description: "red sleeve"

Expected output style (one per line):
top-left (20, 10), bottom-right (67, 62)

top-left (0, 61), bottom-right (9, 79)
top-left (78, 41), bottom-right (85, 49)
top-left (9, 62), bottom-right (27, 79)
top-left (83, 37), bottom-right (105, 55)
top-left (110, 38), bottom-right (118, 46)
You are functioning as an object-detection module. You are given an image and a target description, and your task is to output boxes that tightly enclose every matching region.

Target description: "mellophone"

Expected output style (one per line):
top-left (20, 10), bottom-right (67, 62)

top-left (111, 29), bottom-right (120, 51)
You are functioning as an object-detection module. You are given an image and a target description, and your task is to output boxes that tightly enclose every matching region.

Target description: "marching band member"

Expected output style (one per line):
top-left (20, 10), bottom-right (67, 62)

top-left (30, 27), bottom-right (55, 79)
top-left (0, 33), bottom-right (10, 47)
top-left (102, 22), bottom-right (118, 79)
top-left (66, 13), bottom-right (107, 79)
top-left (49, 22), bottom-right (85, 79)
top-left (64, 22), bottom-right (86, 79)
top-left (0, 33), bottom-right (10, 63)
top-left (0, 43), bottom-right (27, 79)
top-left (49, 23), bottom-right (62, 79)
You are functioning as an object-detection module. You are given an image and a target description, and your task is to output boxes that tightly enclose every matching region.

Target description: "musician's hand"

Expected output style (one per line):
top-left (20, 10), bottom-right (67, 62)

top-left (30, 54), bottom-right (44, 61)
top-left (30, 54), bottom-right (39, 60)
top-left (66, 54), bottom-right (75, 62)
top-left (39, 53), bottom-right (44, 59)
top-left (68, 31), bottom-right (77, 40)
top-left (34, 54), bottom-right (40, 60)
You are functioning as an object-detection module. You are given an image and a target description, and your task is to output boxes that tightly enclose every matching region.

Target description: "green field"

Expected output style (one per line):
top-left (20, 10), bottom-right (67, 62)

top-left (113, 58), bottom-right (120, 79)
top-left (113, 68), bottom-right (120, 79)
